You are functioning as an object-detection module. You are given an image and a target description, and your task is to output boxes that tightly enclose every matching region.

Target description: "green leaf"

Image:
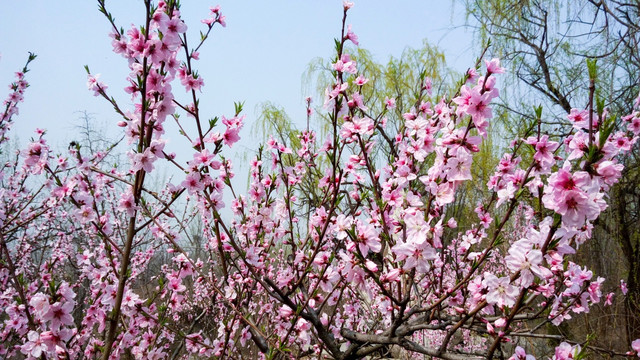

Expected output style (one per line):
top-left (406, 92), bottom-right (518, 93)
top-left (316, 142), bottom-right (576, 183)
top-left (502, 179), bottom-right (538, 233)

top-left (234, 101), bottom-right (245, 115)
top-left (599, 114), bottom-right (616, 148)
top-left (596, 94), bottom-right (605, 118)
top-left (533, 104), bottom-right (543, 119)
top-left (492, 234), bottom-right (504, 247)
top-left (586, 58), bottom-right (597, 81)
top-left (209, 116), bottom-right (219, 129)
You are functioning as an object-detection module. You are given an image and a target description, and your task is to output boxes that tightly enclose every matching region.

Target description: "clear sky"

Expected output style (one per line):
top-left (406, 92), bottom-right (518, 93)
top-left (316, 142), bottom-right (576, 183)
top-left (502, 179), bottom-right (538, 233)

top-left (1, 0), bottom-right (475, 180)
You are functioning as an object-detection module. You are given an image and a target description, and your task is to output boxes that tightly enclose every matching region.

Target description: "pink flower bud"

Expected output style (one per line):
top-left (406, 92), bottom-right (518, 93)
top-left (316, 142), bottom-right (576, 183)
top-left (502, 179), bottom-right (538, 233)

top-left (365, 260), bottom-right (378, 272)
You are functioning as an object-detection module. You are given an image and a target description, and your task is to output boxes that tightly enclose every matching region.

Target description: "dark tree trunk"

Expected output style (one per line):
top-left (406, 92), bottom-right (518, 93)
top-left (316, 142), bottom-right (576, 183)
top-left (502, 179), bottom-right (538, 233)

top-left (615, 186), bottom-right (640, 342)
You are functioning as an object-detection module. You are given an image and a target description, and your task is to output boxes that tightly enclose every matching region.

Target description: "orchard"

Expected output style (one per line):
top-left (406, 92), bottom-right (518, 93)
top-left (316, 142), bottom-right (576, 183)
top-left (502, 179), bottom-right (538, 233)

top-left (1, 1), bottom-right (640, 359)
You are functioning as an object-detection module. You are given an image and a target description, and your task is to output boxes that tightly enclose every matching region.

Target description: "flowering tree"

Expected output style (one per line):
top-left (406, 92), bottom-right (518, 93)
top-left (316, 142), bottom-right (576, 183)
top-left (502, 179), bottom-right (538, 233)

top-left (464, 0), bottom-right (640, 345)
top-left (1, 1), bottom-right (640, 359)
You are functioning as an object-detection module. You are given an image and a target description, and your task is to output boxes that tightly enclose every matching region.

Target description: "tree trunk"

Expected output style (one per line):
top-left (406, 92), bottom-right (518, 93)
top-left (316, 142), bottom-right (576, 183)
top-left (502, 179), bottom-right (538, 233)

top-left (615, 186), bottom-right (640, 342)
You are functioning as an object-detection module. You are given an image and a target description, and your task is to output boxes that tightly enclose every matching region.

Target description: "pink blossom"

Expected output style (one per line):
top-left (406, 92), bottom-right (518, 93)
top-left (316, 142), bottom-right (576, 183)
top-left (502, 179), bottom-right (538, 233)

top-left (381, 268), bottom-right (401, 282)
top-left (509, 346), bottom-right (535, 360)
top-left (30, 293), bottom-right (51, 316)
top-left (527, 135), bottom-right (559, 171)
top-left (567, 108), bottom-right (594, 130)
top-left (604, 292), bottom-right (614, 306)
top-left (621, 279), bottom-right (629, 295)
top-left (164, 16), bottom-right (187, 36)
top-left (181, 74), bottom-right (204, 92)
top-left (466, 68), bottom-right (479, 83)
top-left (467, 89), bottom-right (493, 121)
top-left (118, 192), bottom-right (138, 218)
top-left (485, 58), bottom-right (505, 74)
top-left (130, 149), bottom-right (156, 173)
top-left (355, 221), bottom-right (381, 254)
top-left (423, 77), bottom-right (433, 95)
top-left (334, 214), bottom-right (353, 240)
top-left (445, 147), bottom-right (473, 181)
top-left (505, 243), bottom-right (549, 287)
top-left (627, 117), bottom-right (640, 134)
top-left (87, 73), bottom-right (107, 96)
top-left (555, 190), bottom-right (599, 228)
top-left (632, 339), bottom-right (640, 356)
top-left (43, 300), bottom-right (75, 329)
top-left (483, 273), bottom-right (518, 308)
top-left (552, 342), bottom-right (580, 360)
top-left (181, 172), bottom-right (205, 195)
top-left (365, 260), bottom-right (378, 272)
top-left (384, 97), bottom-right (396, 109)
top-left (596, 160), bottom-right (623, 186)
top-left (21, 331), bottom-right (48, 358)
top-left (345, 24), bottom-right (358, 45)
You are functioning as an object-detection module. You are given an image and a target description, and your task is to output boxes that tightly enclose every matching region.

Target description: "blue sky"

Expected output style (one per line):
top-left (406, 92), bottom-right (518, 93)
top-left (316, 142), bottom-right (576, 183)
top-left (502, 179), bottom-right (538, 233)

top-left (1, 0), bottom-right (475, 180)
